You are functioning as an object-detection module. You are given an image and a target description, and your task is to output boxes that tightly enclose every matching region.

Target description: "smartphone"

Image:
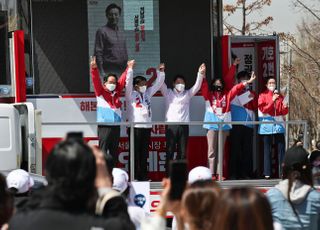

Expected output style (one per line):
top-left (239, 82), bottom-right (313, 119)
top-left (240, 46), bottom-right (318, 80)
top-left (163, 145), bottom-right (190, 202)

top-left (66, 132), bottom-right (83, 142)
top-left (169, 160), bottom-right (188, 200)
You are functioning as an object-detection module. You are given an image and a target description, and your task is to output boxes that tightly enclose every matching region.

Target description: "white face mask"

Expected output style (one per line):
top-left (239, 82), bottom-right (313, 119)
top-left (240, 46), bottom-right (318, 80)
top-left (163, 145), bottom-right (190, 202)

top-left (106, 83), bottom-right (116, 92)
top-left (175, 84), bottom-right (185, 92)
top-left (268, 85), bottom-right (275, 92)
top-left (139, 85), bottom-right (147, 93)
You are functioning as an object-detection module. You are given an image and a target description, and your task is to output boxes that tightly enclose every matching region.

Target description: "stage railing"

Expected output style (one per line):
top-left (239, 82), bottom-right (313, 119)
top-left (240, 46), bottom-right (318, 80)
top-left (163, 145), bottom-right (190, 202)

top-left (42, 120), bottom-right (308, 182)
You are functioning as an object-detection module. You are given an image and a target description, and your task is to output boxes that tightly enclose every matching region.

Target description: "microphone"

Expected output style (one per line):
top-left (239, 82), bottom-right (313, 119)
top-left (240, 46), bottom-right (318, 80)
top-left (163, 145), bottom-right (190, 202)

top-left (273, 89), bottom-right (279, 103)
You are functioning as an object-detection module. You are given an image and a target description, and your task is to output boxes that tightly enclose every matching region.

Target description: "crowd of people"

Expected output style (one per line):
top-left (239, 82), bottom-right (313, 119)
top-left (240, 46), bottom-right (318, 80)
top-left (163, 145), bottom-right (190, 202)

top-left (0, 138), bottom-right (319, 229)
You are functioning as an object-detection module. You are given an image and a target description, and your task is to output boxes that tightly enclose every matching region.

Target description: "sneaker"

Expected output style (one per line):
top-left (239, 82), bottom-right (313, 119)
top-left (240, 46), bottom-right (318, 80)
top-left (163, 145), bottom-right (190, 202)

top-left (264, 176), bottom-right (270, 180)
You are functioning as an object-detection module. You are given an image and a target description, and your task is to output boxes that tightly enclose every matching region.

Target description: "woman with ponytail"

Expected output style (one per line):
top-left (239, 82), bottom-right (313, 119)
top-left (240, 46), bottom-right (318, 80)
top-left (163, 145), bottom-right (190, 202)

top-left (267, 146), bottom-right (320, 229)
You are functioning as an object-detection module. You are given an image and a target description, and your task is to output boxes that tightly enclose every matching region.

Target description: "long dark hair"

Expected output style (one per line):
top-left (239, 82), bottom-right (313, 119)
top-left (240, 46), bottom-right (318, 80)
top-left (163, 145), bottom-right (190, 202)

top-left (0, 173), bottom-right (13, 227)
top-left (282, 146), bottom-right (313, 222)
top-left (45, 140), bottom-right (97, 211)
top-left (212, 187), bottom-right (274, 230)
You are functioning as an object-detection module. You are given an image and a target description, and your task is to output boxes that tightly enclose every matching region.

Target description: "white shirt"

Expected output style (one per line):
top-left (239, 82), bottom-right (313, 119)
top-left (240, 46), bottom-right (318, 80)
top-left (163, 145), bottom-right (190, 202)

top-left (160, 72), bottom-right (203, 122)
top-left (125, 69), bottom-right (165, 128)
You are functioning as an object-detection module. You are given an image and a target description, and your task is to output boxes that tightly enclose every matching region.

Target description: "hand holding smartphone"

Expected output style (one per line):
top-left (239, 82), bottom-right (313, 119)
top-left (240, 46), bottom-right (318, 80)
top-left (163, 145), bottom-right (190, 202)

top-left (169, 160), bottom-right (188, 200)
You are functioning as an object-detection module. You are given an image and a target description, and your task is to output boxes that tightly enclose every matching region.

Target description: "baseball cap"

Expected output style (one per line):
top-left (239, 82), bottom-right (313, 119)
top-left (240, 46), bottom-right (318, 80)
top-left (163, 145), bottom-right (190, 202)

top-left (112, 168), bottom-right (129, 193)
top-left (283, 146), bottom-right (309, 168)
top-left (188, 166), bottom-right (212, 184)
top-left (6, 169), bottom-right (34, 194)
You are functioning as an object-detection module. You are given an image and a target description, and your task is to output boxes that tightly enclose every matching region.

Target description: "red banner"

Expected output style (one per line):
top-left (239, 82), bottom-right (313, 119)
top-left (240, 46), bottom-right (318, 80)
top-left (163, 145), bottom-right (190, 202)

top-left (42, 136), bottom-right (208, 181)
top-left (257, 40), bottom-right (277, 92)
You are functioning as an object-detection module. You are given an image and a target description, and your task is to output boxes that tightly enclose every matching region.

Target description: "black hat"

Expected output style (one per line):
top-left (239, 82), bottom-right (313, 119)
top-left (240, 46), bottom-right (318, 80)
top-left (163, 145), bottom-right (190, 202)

top-left (309, 150), bottom-right (320, 164)
top-left (283, 146), bottom-right (309, 168)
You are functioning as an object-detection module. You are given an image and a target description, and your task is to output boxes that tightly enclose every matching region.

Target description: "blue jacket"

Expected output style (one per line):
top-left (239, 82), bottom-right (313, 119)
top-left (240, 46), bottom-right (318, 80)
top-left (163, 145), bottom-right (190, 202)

top-left (267, 181), bottom-right (320, 230)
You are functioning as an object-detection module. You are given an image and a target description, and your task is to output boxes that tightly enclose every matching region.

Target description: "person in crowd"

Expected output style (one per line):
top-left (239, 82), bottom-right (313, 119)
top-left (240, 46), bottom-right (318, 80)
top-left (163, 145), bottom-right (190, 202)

top-left (229, 70), bottom-right (258, 179)
top-left (159, 64), bottom-right (205, 173)
top-left (90, 56), bottom-right (134, 166)
top-left (94, 3), bottom-right (128, 76)
top-left (0, 173), bottom-right (13, 230)
top-left (292, 133), bottom-right (304, 147)
top-left (171, 166), bottom-right (217, 230)
top-left (258, 77), bottom-right (288, 179)
top-left (141, 166), bottom-right (218, 230)
top-left (6, 169), bottom-right (34, 210)
top-left (112, 168), bottom-right (148, 229)
top-left (125, 62), bottom-right (165, 181)
top-left (310, 150), bottom-right (320, 187)
top-left (179, 182), bottom-right (220, 230)
top-left (141, 170), bottom-right (220, 230)
top-left (201, 62), bottom-right (256, 177)
top-left (213, 187), bottom-right (274, 230)
top-left (9, 139), bottom-right (134, 230)
top-left (187, 166), bottom-right (213, 184)
top-left (267, 146), bottom-right (320, 229)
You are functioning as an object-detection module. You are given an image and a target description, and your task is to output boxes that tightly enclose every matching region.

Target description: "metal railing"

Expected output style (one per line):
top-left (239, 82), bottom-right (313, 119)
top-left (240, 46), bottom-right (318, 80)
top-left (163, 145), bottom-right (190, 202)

top-left (42, 120), bottom-right (308, 182)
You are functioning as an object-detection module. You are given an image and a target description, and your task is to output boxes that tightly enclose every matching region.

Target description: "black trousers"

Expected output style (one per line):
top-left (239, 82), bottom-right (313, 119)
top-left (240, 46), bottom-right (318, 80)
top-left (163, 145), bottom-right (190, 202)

top-left (128, 128), bottom-right (151, 181)
top-left (98, 125), bottom-right (120, 165)
top-left (165, 125), bottom-right (189, 173)
top-left (229, 125), bottom-right (253, 179)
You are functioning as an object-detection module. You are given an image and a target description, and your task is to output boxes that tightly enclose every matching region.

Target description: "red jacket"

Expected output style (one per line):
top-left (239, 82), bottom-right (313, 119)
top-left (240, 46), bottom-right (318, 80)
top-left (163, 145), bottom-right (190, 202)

top-left (258, 90), bottom-right (288, 116)
top-left (201, 78), bottom-right (245, 114)
top-left (201, 64), bottom-right (245, 114)
top-left (91, 67), bottom-right (127, 109)
top-left (224, 64), bottom-right (258, 111)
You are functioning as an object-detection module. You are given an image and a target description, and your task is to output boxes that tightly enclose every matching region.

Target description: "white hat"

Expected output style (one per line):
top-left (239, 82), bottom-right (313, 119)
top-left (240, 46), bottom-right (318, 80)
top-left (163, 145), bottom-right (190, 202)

top-left (112, 168), bottom-right (129, 193)
top-left (6, 169), bottom-right (34, 194)
top-left (188, 166), bottom-right (212, 184)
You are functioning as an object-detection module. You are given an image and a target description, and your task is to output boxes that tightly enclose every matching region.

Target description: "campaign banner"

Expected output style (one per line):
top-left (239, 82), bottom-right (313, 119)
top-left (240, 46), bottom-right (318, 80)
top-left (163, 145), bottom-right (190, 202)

top-left (231, 42), bottom-right (256, 74)
top-left (257, 40), bottom-right (277, 92)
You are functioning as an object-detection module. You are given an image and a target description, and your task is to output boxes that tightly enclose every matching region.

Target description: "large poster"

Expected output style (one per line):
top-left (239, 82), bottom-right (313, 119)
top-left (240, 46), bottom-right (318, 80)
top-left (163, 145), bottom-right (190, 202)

top-left (231, 42), bottom-right (256, 75)
top-left (87, 0), bottom-right (160, 90)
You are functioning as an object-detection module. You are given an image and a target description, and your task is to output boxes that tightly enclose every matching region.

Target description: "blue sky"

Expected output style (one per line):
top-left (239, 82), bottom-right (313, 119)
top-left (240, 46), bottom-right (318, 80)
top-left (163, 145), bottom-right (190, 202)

top-left (223, 0), bottom-right (316, 34)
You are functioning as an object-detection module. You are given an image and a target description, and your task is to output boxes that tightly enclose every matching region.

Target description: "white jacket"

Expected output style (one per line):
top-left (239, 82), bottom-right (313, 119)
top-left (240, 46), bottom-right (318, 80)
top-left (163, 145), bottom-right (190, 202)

top-left (125, 68), bottom-right (165, 128)
top-left (160, 72), bottom-right (203, 122)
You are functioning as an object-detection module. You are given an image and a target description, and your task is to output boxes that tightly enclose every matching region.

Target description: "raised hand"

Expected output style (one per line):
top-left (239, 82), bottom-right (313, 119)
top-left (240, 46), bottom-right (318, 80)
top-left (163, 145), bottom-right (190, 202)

top-left (158, 63), bottom-right (165, 72)
top-left (91, 145), bottom-right (112, 188)
top-left (127, 60), bottom-right (136, 69)
top-left (247, 71), bottom-right (256, 84)
top-left (198, 63), bottom-right (206, 75)
top-left (90, 56), bottom-right (97, 69)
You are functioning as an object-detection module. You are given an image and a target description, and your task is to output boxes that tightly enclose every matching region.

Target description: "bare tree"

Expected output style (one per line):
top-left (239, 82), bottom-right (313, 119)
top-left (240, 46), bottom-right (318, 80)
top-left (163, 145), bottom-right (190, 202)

top-left (280, 0), bottom-right (320, 146)
top-left (224, 0), bottom-right (273, 35)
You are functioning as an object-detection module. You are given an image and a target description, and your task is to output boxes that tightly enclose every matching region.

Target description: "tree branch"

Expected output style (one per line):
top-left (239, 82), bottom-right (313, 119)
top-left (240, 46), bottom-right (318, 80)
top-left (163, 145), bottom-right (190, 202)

top-left (295, 0), bottom-right (320, 21)
top-left (300, 21), bottom-right (320, 44)
top-left (291, 76), bottom-right (320, 105)
top-left (288, 42), bottom-right (320, 71)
